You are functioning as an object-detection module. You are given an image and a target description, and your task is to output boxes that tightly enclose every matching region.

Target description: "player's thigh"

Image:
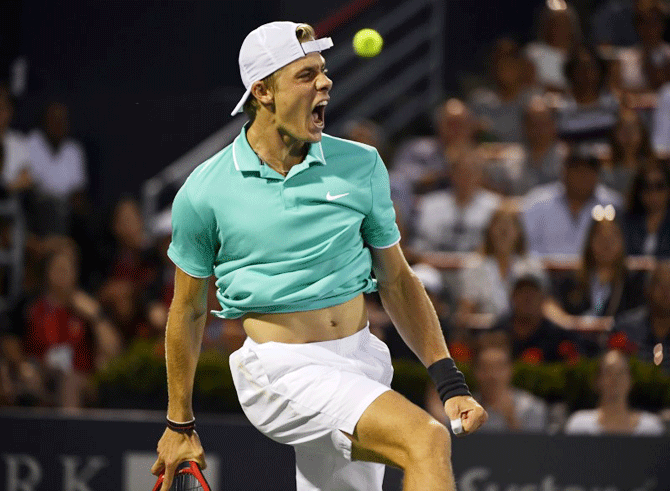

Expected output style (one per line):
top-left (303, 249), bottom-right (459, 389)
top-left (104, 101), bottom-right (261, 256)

top-left (344, 390), bottom-right (451, 470)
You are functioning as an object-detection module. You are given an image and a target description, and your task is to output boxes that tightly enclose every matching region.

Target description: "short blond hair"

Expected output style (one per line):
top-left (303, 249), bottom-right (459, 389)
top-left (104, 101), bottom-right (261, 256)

top-left (243, 24), bottom-right (316, 122)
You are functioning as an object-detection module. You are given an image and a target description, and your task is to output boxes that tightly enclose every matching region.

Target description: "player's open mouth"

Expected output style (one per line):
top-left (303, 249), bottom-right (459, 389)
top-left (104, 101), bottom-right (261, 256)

top-left (312, 100), bottom-right (327, 128)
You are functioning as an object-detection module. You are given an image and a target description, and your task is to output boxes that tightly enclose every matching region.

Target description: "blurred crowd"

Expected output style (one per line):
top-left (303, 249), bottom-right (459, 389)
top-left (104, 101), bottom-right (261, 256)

top-left (356, 0), bottom-right (670, 435)
top-left (1, 0), bottom-right (670, 436)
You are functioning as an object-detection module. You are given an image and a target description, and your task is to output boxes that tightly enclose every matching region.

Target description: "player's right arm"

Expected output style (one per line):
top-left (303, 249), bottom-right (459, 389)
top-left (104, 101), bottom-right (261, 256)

top-left (151, 267), bottom-right (209, 491)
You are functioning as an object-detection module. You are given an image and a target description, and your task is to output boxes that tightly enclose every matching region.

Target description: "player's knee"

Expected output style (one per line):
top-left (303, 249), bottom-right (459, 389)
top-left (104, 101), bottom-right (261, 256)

top-left (407, 420), bottom-right (451, 465)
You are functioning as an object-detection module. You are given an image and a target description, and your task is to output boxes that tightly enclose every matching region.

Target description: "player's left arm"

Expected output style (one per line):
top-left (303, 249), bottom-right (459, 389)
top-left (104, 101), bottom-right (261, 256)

top-left (371, 244), bottom-right (487, 434)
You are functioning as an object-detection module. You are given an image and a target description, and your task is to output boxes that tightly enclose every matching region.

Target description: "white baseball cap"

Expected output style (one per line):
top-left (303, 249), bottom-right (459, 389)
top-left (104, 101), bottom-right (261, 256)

top-left (231, 21), bottom-right (334, 116)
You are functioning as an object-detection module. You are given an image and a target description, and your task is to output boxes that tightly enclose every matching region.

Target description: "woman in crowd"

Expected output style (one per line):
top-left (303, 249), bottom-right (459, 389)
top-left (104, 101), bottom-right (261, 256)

top-left (601, 108), bottom-right (655, 196)
top-left (634, 4), bottom-right (670, 92)
top-left (456, 202), bottom-right (546, 329)
top-left (565, 349), bottom-right (665, 435)
top-left (97, 197), bottom-right (162, 342)
top-left (553, 214), bottom-right (645, 322)
top-left (622, 161), bottom-right (670, 257)
top-left (525, 0), bottom-right (582, 92)
top-left (470, 38), bottom-right (537, 143)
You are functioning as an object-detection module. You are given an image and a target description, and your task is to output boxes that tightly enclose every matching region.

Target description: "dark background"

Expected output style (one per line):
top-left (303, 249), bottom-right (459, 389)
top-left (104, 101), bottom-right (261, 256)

top-left (0, 0), bottom-right (554, 209)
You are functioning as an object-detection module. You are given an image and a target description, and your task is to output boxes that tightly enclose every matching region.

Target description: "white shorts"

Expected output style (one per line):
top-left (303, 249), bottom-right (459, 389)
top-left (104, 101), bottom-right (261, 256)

top-left (229, 326), bottom-right (394, 491)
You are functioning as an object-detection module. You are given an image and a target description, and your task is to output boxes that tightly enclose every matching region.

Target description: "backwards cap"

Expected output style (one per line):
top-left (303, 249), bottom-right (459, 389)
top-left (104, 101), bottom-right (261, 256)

top-left (231, 21), bottom-right (334, 116)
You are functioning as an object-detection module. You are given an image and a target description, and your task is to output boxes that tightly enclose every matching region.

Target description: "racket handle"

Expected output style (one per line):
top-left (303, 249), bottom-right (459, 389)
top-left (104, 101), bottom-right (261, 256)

top-left (152, 461), bottom-right (209, 491)
top-left (450, 418), bottom-right (463, 435)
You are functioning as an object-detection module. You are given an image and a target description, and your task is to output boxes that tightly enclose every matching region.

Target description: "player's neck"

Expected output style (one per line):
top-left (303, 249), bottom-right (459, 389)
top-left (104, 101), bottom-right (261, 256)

top-left (247, 119), bottom-right (308, 173)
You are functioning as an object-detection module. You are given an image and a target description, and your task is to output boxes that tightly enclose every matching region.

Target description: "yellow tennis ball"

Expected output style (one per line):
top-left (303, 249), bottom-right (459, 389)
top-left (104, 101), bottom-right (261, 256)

top-left (353, 28), bottom-right (383, 58)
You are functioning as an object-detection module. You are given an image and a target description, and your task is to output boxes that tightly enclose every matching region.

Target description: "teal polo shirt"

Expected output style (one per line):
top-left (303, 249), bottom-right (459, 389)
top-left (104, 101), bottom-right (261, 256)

top-left (167, 125), bottom-right (401, 319)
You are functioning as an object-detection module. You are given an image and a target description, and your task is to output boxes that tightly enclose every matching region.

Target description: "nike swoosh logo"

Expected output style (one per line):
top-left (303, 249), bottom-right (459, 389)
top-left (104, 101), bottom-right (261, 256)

top-left (326, 192), bottom-right (350, 201)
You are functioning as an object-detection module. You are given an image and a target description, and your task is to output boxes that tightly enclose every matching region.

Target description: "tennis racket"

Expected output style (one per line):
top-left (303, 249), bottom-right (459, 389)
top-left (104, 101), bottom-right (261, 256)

top-left (152, 461), bottom-right (211, 491)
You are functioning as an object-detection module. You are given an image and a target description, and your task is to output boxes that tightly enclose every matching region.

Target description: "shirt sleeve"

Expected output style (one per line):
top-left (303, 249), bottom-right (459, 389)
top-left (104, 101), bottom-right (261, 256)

top-left (167, 185), bottom-right (217, 277)
top-left (361, 152), bottom-right (401, 249)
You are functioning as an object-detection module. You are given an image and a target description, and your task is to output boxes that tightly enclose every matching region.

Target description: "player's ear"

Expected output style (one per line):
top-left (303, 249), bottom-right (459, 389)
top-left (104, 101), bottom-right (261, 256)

top-left (251, 80), bottom-right (274, 108)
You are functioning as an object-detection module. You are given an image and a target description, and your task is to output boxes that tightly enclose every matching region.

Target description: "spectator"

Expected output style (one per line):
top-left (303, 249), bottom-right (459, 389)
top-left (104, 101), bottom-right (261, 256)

top-left (102, 197), bottom-right (160, 287)
top-left (489, 95), bottom-right (567, 195)
top-left (623, 160), bottom-right (670, 256)
top-left (525, 0), bottom-right (582, 91)
top-left (611, 260), bottom-right (670, 372)
top-left (611, 3), bottom-right (670, 92)
top-left (23, 242), bottom-right (122, 407)
top-left (520, 96), bottom-right (568, 192)
top-left (490, 271), bottom-right (582, 362)
top-left (553, 215), bottom-right (645, 319)
top-left (523, 149), bottom-right (621, 256)
top-left (97, 197), bottom-right (161, 343)
top-left (556, 45), bottom-right (619, 145)
top-left (456, 203), bottom-right (547, 329)
top-left (470, 38), bottom-right (538, 143)
top-left (565, 349), bottom-right (665, 435)
top-left (26, 101), bottom-right (88, 236)
top-left (601, 108), bottom-right (654, 195)
top-left (472, 333), bottom-right (549, 432)
top-left (0, 83), bottom-right (31, 195)
top-left (427, 331), bottom-right (548, 432)
top-left (391, 98), bottom-right (477, 199)
top-left (633, 3), bottom-right (670, 91)
top-left (412, 151), bottom-right (500, 253)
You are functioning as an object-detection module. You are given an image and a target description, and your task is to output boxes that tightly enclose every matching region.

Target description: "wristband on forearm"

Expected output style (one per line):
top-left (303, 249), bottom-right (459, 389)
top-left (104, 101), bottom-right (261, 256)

top-left (427, 358), bottom-right (471, 404)
top-left (166, 417), bottom-right (196, 434)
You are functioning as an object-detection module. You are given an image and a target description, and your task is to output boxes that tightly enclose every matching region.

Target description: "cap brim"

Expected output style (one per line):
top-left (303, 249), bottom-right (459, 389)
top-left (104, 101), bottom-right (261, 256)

top-left (231, 86), bottom-right (253, 116)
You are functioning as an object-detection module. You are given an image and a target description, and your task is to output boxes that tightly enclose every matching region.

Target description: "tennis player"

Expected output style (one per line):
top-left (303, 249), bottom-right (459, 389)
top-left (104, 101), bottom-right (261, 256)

top-left (151, 21), bottom-right (487, 491)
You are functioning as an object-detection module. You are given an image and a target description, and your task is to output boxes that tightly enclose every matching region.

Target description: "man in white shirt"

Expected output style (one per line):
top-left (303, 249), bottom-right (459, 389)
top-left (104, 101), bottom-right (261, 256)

top-left (26, 101), bottom-right (87, 235)
top-left (412, 152), bottom-right (500, 253)
top-left (27, 101), bottom-right (87, 200)
top-left (523, 150), bottom-right (621, 257)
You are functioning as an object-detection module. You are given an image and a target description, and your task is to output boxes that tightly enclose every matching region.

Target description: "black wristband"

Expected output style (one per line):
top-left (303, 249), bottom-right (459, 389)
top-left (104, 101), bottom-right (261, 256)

top-left (166, 417), bottom-right (196, 434)
top-left (427, 358), bottom-right (471, 404)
